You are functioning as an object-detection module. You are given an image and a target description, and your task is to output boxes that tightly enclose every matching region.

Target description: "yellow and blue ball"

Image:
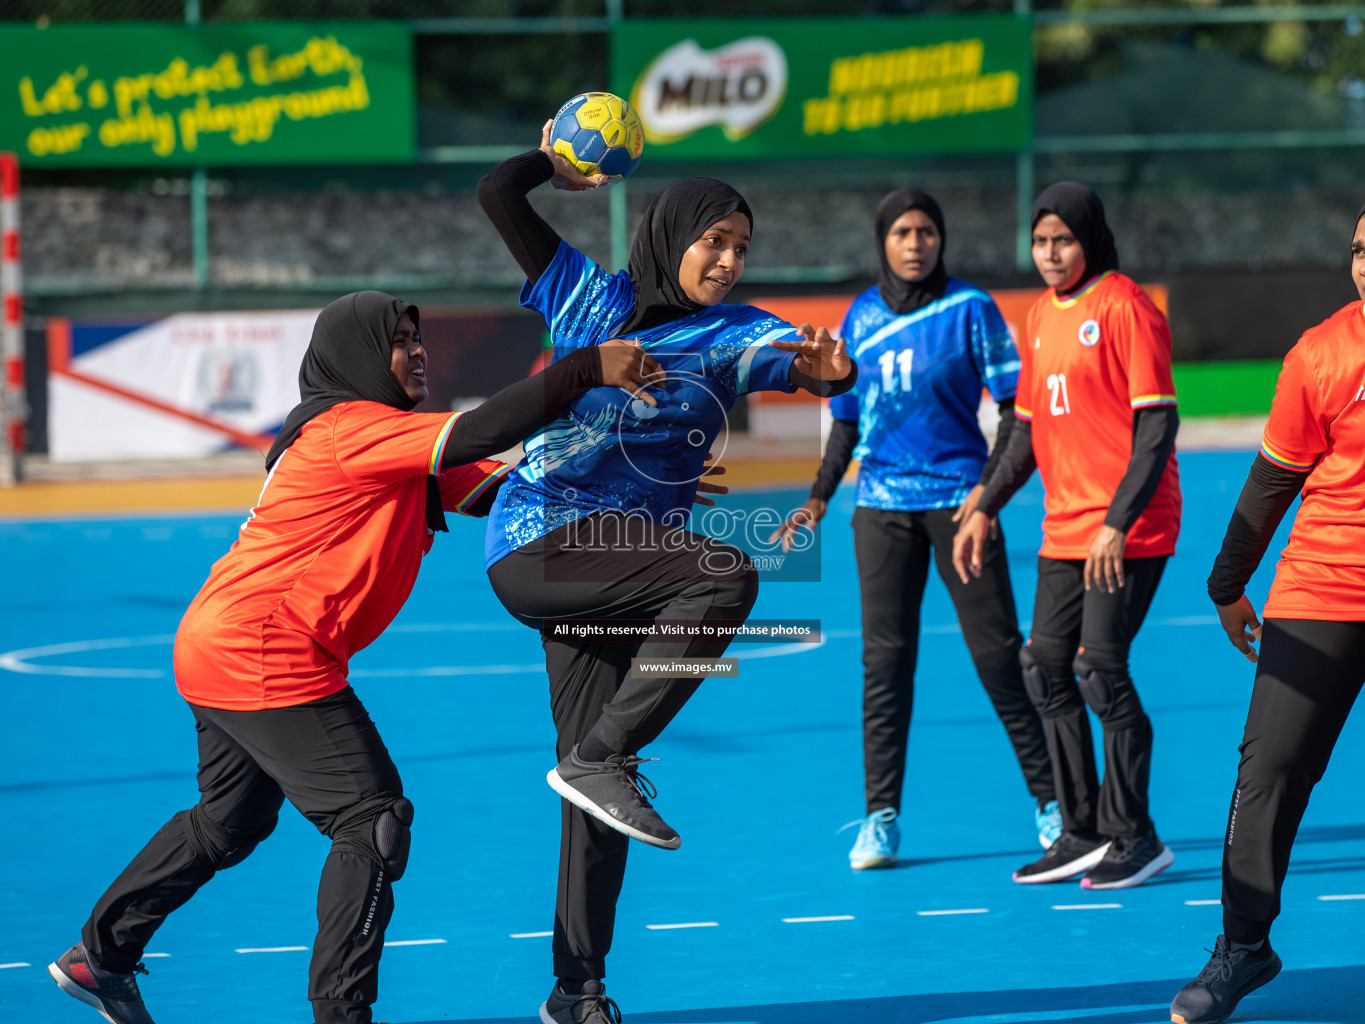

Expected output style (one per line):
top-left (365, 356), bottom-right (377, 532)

top-left (550, 92), bottom-right (645, 185)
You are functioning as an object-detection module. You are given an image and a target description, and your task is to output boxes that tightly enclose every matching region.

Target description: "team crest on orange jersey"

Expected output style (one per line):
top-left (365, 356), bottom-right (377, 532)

top-left (1078, 319), bottom-right (1101, 347)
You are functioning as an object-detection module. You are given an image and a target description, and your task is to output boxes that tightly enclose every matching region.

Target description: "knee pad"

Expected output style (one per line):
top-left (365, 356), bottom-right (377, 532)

top-left (373, 797), bottom-right (414, 881)
top-left (182, 805), bottom-right (277, 871)
top-left (1018, 643), bottom-right (1054, 709)
top-left (1073, 651), bottom-right (1125, 720)
top-left (333, 795), bottom-right (415, 880)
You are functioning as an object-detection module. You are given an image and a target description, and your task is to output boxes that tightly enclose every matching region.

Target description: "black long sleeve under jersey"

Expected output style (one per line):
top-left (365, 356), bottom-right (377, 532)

top-left (1206, 452), bottom-right (1309, 605)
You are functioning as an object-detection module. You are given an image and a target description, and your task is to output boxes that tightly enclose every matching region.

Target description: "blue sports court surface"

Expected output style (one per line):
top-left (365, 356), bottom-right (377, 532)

top-left (3, 449), bottom-right (1365, 1023)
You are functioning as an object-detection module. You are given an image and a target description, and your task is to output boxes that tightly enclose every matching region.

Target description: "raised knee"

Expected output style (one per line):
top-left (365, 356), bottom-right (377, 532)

top-left (333, 795), bottom-right (414, 881)
top-left (373, 796), bottom-right (414, 879)
top-left (181, 805), bottom-right (277, 871)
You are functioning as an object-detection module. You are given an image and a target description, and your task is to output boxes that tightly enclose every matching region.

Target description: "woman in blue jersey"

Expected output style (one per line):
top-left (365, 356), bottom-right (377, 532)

top-left (475, 126), bottom-right (855, 1024)
top-left (772, 188), bottom-right (1056, 870)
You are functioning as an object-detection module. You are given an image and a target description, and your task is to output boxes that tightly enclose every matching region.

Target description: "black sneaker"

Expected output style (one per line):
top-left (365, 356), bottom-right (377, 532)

top-left (547, 746), bottom-right (681, 850)
top-left (48, 943), bottom-right (157, 1024)
top-left (1081, 828), bottom-right (1174, 889)
top-left (1012, 831), bottom-right (1110, 884)
top-left (540, 980), bottom-right (623, 1024)
top-left (1170, 935), bottom-right (1282, 1024)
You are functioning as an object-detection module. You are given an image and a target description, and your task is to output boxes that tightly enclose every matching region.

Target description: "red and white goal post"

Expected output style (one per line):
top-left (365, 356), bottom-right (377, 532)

top-left (1, 152), bottom-right (23, 486)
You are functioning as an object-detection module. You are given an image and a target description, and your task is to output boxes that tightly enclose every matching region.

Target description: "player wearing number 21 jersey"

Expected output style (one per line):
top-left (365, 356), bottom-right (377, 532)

top-left (955, 182), bottom-right (1182, 892)
top-left (1019, 268), bottom-right (1182, 559)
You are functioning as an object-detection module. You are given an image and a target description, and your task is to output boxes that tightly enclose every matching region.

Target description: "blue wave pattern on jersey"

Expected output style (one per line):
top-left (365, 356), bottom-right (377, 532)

top-left (827, 279), bottom-right (1018, 512)
top-left (486, 241), bottom-right (799, 568)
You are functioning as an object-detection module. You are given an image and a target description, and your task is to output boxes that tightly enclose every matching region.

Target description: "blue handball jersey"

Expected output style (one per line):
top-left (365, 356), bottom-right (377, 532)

top-left (828, 279), bottom-right (1018, 511)
top-left (485, 241), bottom-right (800, 567)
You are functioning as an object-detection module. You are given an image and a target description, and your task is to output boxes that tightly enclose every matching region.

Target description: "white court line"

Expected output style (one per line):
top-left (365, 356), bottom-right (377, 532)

top-left (1052, 904), bottom-right (1122, 911)
top-left (782, 915), bottom-right (854, 923)
top-left (916, 908), bottom-right (990, 917)
top-left (142, 952), bottom-right (171, 957)
top-left (732, 639), bottom-right (825, 660)
top-left (235, 946), bottom-right (308, 953)
top-left (1185, 899), bottom-right (1222, 906)
top-left (510, 931), bottom-right (553, 939)
top-left (0, 635), bottom-right (172, 678)
top-left (0, 962), bottom-right (30, 969)
top-left (645, 921), bottom-right (718, 930)
top-left (1318, 893), bottom-right (1365, 901)
top-left (384, 938), bottom-right (447, 947)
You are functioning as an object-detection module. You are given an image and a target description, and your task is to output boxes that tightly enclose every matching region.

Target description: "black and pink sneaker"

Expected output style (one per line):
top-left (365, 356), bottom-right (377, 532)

top-left (48, 942), bottom-right (156, 1024)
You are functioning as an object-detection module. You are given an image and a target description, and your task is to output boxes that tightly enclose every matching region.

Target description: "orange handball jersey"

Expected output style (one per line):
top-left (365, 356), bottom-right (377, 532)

top-left (1260, 300), bottom-right (1365, 621)
top-left (1017, 272), bottom-right (1182, 559)
top-left (174, 401), bottom-right (509, 710)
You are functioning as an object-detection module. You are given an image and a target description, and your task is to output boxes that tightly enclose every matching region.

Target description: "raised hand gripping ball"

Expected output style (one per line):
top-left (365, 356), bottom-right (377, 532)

top-left (550, 92), bottom-right (645, 185)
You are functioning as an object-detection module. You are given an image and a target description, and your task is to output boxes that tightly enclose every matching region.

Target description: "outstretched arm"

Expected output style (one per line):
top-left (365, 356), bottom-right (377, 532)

top-left (439, 340), bottom-right (663, 470)
top-left (773, 324), bottom-right (857, 396)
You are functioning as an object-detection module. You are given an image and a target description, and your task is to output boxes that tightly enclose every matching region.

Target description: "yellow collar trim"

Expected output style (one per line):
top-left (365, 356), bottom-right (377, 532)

top-left (1050, 270), bottom-right (1115, 309)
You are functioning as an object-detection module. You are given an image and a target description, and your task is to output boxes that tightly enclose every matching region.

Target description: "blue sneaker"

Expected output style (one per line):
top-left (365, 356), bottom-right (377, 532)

top-left (1035, 800), bottom-right (1062, 849)
top-left (844, 807), bottom-right (899, 870)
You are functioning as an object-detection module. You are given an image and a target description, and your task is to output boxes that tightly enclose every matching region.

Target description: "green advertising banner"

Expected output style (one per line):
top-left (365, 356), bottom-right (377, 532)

top-left (0, 22), bottom-right (414, 167)
top-left (611, 16), bottom-right (1032, 160)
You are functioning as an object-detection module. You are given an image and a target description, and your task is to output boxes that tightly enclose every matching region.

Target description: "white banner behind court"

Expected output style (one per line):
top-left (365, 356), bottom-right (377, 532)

top-left (49, 309), bottom-right (317, 463)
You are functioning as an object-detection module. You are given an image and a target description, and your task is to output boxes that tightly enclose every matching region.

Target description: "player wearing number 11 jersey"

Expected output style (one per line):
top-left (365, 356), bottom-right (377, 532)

top-left (954, 182), bottom-right (1182, 890)
top-left (772, 189), bottom-right (1056, 870)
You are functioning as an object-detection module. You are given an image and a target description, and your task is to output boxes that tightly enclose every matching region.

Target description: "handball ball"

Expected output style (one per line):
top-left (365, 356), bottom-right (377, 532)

top-left (550, 92), bottom-right (645, 185)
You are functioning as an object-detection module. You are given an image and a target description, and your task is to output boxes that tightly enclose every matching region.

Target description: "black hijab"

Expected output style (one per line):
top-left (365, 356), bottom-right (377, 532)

top-left (618, 177), bottom-right (754, 336)
top-left (266, 290), bottom-right (449, 532)
top-left (875, 188), bottom-right (950, 314)
top-left (1031, 181), bottom-right (1120, 297)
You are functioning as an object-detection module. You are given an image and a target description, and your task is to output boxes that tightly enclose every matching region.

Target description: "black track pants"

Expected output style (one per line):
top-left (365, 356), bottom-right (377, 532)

top-left (1024, 556), bottom-right (1166, 839)
top-left (1221, 618), bottom-right (1365, 945)
top-left (487, 511), bottom-right (759, 981)
top-left (81, 688), bottom-right (403, 1024)
top-left (852, 506), bottom-right (1053, 814)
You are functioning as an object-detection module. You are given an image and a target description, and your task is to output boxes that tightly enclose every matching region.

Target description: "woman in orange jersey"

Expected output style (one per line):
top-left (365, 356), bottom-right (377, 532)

top-left (1168, 207), bottom-right (1365, 1024)
top-left (46, 291), bottom-right (662, 1024)
top-left (953, 183), bottom-right (1181, 890)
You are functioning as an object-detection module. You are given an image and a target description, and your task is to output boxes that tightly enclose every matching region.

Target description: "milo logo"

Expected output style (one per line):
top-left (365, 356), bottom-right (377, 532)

top-left (631, 37), bottom-right (788, 143)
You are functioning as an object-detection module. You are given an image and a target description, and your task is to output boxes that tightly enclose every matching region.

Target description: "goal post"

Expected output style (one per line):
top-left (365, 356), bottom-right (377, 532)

top-left (1, 152), bottom-right (23, 486)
